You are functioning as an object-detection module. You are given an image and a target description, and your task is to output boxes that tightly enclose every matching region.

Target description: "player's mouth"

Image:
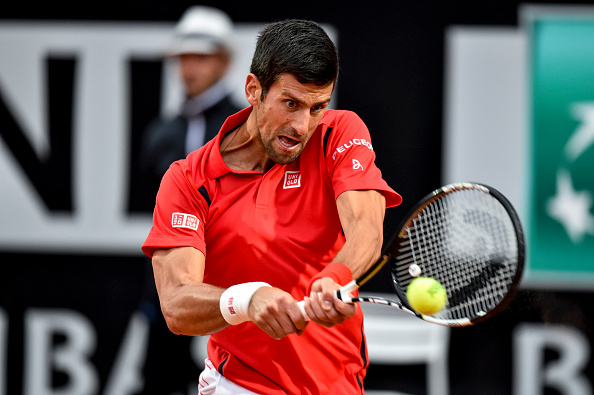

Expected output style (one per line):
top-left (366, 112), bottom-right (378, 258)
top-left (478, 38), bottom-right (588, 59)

top-left (278, 135), bottom-right (301, 150)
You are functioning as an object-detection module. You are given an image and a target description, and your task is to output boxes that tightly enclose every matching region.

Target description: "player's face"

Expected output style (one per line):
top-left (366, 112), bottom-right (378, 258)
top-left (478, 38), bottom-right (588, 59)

top-left (178, 52), bottom-right (229, 98)
top-left (253, 74), bottom-right (333, 165)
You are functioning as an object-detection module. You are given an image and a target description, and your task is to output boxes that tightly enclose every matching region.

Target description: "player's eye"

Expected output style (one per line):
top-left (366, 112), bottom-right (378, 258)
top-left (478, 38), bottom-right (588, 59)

top-left (285, 100), bottom-right (297, 109)
top-left (312, 104), bottom-right (326, 114)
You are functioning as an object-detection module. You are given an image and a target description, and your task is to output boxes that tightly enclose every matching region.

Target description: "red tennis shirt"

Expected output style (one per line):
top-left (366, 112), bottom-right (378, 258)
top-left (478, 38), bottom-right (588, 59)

top-left (142, 106), bottom-right (401, 394)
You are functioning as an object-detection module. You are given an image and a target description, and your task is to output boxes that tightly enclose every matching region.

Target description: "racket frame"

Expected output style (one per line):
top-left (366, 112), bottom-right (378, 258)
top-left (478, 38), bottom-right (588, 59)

top-left (335, 182), bottom-right (525, 327)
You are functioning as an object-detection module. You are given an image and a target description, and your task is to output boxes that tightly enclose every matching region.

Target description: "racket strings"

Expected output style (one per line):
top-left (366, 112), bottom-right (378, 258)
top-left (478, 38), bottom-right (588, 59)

top-left (393, 188), bottom-right (519, 322)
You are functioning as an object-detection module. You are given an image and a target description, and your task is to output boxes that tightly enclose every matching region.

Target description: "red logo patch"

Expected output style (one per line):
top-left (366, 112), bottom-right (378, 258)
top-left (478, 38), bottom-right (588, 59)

top-left (171, 212), bottom-right (199, 230)
top-left (283, 171), bottom-right (301, 189)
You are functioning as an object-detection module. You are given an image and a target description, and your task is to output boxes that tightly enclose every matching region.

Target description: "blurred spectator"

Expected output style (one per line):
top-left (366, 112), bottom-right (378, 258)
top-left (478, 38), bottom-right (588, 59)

top-left (139, 5), bottom-right (242, 198)
top-left (139, 6), bottom-right (241, 394)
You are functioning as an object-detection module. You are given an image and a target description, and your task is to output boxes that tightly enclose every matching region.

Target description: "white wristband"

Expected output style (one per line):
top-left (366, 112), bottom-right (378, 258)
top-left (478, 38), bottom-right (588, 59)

top-left (219, 282), bottom-right (271, 325)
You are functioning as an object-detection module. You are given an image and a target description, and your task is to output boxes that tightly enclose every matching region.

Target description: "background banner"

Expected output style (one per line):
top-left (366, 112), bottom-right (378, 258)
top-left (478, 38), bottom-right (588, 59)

top-left (528, 12), bottom-right (594, 284)
top-left (2, 2), bottom-right (594, 395)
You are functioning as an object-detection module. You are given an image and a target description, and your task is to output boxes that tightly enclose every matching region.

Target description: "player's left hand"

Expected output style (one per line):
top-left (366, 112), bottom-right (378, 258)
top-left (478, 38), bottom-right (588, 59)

top-left (248, 286), bottom-right (309, 339)
top-left (304, 277), bottom-right (356, 327)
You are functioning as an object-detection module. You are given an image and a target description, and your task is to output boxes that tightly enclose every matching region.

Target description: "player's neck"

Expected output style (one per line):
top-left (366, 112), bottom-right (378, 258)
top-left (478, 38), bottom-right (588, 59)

top-left (220, 121), bottom-right (273, 173)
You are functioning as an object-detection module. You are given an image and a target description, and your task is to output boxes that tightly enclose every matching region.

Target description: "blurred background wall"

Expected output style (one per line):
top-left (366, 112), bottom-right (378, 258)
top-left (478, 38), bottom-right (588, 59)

top-left (1, 1), bottom-right (594, 394)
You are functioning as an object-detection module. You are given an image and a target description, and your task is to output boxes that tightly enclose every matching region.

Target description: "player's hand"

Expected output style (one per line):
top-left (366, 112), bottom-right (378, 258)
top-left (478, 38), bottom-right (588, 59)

top-left (304, 277), bottom-right (357, 327)
top-left (248, 286), bottom-right (308, 340)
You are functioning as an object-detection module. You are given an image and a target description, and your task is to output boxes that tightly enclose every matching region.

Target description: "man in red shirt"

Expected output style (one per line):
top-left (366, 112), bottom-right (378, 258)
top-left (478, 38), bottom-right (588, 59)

top-left (142, 19), bottom-right (401, 394)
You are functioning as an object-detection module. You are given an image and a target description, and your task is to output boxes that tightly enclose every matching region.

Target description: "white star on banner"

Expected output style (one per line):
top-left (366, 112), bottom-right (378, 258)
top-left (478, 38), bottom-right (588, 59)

top-left (546, 169), bottom-right (594, 244)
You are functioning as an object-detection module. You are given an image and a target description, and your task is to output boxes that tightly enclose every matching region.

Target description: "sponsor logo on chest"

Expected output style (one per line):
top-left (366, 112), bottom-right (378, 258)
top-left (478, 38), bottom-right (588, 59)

top-left (283, 171), bottom-right (302, 189)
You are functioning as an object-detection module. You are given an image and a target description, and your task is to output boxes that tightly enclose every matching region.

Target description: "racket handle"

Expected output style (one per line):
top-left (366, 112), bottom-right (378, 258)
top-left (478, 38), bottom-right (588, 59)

top-left (297, 300), bottom-right (309, 321)
top-left (337, 280), bottom-right (358, 303)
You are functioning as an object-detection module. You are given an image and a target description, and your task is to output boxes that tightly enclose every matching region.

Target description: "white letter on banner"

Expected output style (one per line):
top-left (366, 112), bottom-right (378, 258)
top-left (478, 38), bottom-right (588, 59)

top-left (24, 309), bottom-right (99, 395)
top-left (0, 308), bottom-right (6, 395)
top-left (513, 323), bottom-right (592, 395)
top-left (103, 312), bottom-right (149, 395)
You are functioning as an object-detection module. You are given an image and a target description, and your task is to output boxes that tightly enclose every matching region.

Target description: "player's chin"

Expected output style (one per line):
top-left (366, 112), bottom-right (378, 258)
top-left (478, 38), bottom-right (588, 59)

top-left (271, 147), bottom-right (303, 165)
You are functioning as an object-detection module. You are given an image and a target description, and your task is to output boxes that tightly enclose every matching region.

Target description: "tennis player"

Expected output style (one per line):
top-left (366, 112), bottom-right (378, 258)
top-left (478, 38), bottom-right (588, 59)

top-left (142, 19), bottom-right (402, 394)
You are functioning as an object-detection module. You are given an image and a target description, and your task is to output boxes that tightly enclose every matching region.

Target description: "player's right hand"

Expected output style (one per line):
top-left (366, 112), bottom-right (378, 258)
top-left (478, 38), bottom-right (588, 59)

top-left (304, 277), bottom-right (356, 327)
top-left (248, 286), bottom-right (308, 339)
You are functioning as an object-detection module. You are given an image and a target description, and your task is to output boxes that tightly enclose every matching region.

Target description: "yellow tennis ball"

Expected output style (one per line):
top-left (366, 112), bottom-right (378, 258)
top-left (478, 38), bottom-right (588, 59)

top-left (406, 277), bottom-right (447, 315)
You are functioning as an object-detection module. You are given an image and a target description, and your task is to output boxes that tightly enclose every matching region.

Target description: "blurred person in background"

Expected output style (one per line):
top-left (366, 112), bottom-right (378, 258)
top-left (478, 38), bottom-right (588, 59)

top-left (139, 6), bottom-right (242, 394)
top-left (139, 5), bottom-right (242, 198)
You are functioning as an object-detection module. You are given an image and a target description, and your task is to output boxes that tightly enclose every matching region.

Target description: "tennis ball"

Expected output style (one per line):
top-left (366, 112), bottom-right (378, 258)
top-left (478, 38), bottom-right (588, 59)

top-left (406, 277), bottom-right (447, 315)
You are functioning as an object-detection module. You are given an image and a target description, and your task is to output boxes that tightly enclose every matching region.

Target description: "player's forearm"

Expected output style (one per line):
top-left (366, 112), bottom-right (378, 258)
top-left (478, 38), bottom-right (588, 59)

top-left (334, 190), bottom-right (386, 279)
top-left (160, 282), bottom-right (229, 336)
top-left (333, 223), bottom-right (383, 279)
top-left (152, 247), bottom-right (229, 336)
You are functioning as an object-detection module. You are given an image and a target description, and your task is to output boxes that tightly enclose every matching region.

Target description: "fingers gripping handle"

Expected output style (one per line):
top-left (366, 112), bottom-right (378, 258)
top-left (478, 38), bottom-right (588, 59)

top-left (298, 295), bottom-right (343, 321)
top-left (296, 280), bottom-right (359, 321)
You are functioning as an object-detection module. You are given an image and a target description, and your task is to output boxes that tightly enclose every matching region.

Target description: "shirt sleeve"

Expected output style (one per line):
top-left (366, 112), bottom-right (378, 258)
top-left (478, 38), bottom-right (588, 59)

top-left (325, 111), bottom-right (402, 208)
top-left (141, 160), bottom-right (209, 258)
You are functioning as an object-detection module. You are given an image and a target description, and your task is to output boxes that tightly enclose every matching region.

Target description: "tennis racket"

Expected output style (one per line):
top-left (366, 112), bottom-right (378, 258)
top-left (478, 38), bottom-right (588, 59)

top-left (298, 182), bottom-right (525, 327)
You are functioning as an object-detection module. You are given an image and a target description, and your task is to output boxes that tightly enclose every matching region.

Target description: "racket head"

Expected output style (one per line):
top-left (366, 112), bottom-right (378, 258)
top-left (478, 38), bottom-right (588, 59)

top-left (389, 182), bottom-right (525, 326)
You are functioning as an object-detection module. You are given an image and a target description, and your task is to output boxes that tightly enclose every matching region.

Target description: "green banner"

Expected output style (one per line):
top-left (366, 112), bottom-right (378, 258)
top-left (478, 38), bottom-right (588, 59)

top-left (529, 17), bottom-right (594, 282)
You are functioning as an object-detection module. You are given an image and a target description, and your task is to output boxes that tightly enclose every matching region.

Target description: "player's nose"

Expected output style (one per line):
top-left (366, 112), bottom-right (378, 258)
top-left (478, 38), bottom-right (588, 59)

top-left (290, 110), bottom-right (310, 136)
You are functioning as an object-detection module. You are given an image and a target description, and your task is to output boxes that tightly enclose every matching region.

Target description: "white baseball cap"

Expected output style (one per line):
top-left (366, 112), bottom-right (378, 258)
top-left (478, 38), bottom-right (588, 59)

top-left (165, 6), bottom-right (234, 56)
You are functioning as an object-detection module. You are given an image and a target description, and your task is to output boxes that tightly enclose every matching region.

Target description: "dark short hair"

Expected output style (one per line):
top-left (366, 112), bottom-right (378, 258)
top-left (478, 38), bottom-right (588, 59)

top-left (250, 19), bottom-right (339, 98)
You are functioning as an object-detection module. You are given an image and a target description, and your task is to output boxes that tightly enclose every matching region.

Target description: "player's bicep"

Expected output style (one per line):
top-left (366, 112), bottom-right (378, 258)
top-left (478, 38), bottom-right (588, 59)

top-left (336, 189), bottom-right (386, 239)
top-left (152, 246), bottom-right (206, 299)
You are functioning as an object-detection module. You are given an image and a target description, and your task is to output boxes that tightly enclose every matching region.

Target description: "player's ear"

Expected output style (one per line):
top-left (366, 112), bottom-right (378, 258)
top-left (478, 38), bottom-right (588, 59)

top-left (245, 73), bottom-right (261, 106)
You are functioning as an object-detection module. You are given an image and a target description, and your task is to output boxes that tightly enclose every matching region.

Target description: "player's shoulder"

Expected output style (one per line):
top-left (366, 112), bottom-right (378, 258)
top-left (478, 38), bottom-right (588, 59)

top-left (165, 140), bottom-right (213, 186)
top-left (321, 108), bottom-right (364, 126)
top-left (319, 109), bottom-right (369, 141)
top-left (320, 109), bottom-right (366, 134)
